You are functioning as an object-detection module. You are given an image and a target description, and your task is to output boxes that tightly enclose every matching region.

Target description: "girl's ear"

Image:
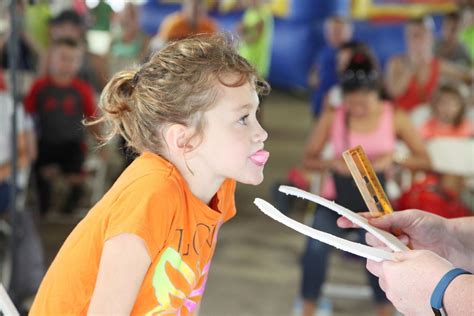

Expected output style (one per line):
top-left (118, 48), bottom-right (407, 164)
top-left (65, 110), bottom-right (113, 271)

top-left (164, 124), bottom-right (194, 153)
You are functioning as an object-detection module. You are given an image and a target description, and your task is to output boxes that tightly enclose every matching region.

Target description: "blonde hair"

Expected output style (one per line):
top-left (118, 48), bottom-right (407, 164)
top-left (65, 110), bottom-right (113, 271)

top-left (87, 33), bottom-right (270, 155)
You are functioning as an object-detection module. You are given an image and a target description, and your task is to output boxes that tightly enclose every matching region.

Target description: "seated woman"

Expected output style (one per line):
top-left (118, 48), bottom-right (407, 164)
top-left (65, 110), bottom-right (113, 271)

top-left (385, 16), bottom-right (471, 112)
top-left (299, 49), bottom-right (431, 316)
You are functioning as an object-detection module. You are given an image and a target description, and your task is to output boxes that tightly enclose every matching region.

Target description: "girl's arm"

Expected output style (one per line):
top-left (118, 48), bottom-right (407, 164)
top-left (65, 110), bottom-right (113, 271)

top-left (394, 109), bottom-right (431, 171)
top-left (88, 233), bottom-right (151, 315)
top-left (0, 132), bottom-right (29, 182)
top-left (302, 109), bottom-right (333, 171)
top-left (440, 59), bottom-right (473, 83)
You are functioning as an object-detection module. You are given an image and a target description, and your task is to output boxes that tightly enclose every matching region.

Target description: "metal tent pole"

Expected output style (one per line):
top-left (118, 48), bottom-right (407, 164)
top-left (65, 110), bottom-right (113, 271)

top-left (8, 1), bottom-right (19, 216)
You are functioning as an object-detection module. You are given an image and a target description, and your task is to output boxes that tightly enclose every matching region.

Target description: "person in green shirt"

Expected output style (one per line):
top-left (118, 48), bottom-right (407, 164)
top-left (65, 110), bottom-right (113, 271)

top-left (237, 0), bottom-right (274, 79)
top-left (90, 0), bottom-right (114, 32)
top-left (459, 6), bottom-right (474, 62)
top-left (25, 0), bottom-right (51, 50)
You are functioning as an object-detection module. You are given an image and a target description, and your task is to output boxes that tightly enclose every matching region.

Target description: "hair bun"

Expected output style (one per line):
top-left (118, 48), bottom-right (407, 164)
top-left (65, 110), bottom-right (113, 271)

top-left (340, 51), bottom-right (380, 93)
top-left (353, 53), bottom-right (366, 64)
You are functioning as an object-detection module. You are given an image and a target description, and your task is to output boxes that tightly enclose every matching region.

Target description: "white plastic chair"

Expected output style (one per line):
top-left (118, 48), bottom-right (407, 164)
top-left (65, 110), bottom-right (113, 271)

top-left (409, 103), bottom-right (431, 129)
top-left (426, 137), bottom-right (474, 176)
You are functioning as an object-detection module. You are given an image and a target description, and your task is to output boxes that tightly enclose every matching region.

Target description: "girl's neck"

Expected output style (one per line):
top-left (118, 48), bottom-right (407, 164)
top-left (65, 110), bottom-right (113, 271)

top-left (185, 173), bottom-right (223, 206)
top-left (348, 99), bottom-right (382, 120)
top-left (51, 73), bottom-right (74, 86)
top-left (167, 154), bottom-right (223, 205)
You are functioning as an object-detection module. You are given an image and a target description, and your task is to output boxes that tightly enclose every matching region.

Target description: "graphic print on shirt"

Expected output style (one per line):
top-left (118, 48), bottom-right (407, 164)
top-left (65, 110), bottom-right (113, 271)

top-left (146, 222), bottom-right (220, 315)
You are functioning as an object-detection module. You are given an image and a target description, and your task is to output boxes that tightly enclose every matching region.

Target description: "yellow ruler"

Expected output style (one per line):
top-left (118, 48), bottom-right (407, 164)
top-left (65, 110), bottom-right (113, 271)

top-left (342, 145), bottom-right (393, 216)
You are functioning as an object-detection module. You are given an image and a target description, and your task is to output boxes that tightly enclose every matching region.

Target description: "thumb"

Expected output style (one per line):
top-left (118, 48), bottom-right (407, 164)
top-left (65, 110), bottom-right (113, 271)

top-left (393, 250), bottom-right (420, 262)
top-left (369, 209), bottom-right (417, 232)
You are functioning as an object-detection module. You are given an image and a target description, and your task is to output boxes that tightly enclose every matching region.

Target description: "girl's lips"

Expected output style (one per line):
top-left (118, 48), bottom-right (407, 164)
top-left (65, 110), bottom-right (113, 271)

top-left (250, 150), bottom-right (270, 166)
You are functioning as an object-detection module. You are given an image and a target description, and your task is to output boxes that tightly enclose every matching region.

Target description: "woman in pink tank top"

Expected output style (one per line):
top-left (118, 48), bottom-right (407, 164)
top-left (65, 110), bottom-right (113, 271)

top-left (299, 49), bottom-right (431, 316)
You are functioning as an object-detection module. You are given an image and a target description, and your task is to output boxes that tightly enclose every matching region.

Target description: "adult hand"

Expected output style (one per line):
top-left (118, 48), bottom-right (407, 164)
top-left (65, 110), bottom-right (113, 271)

top-left (372, 153), bottom-right (393, 173)
top-left (330, 158), bottom-right (351, 175)
top-left (367, 250), bottom-right (453, 315)
top-left (338, 210), bottom-right (452, 260)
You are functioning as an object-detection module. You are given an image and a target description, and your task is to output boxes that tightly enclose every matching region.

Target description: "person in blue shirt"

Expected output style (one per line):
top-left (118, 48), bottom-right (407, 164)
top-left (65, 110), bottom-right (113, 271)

top-left (309, 16), bottom-right (353, 118)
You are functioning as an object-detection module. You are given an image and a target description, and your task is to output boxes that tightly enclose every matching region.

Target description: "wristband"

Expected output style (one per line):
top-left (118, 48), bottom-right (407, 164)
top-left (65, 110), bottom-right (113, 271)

top-left (430, 268), bottom-right (472, 316)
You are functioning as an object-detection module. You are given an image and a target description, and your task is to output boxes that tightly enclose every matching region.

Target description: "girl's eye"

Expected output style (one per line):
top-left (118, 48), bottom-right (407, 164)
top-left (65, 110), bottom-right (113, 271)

top-left (239, 114), bottom-right (249, 125)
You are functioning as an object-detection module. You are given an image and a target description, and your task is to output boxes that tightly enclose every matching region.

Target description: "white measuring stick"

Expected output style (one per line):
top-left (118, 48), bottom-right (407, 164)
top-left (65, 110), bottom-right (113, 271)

top-left (279, 186), bottom-right (409, 252)
top-left (254, 198), bottom-right (393, 262)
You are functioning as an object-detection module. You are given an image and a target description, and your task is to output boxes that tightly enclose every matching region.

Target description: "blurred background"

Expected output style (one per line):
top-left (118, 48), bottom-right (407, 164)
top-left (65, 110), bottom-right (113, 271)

top-left (0, 0), bottom-right (473, 315)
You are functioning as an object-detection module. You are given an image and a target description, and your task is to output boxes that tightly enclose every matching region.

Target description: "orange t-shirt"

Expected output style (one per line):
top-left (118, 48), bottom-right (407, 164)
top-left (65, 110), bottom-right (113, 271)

top-left (158, 13), bottom-right (218, 42)
top-left (420, 118), bottom-right (474, 140)
top-left (30, 152), bottom-right (236, 315)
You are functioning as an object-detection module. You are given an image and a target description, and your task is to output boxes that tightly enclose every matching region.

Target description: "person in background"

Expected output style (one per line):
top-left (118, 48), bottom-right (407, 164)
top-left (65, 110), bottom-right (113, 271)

top-left (300, 51), bottom-right (431, 316)
top-left (236, 0), bottom-right (273, 123)
top-left (337, 210), bottom-right (474, 316)
top-left (0, 68), bottom-right (36, 216)
top-left (385, 16), bottom-right (471, 112)
top-left (24, 0), bottom-right (51, 51)
top-left (89, 0), bottom-right (114, 32)
top-left (108, 3), bottom-right (150, 76)
top-left (0, 0), bottom-right (42, 97)
top-left (237, 0), bottom-right (273, 80)
top-left (150, 0), bottom-right (218, 51)
top-left (39, 9), bottom-right (109, 92)
top-left (308, 15), bottom-right (353, 118)
top-left (421, 84), bottom-right (473, 140)
top-left (321, 41), bottom-right (376, 111)
top-left (459, 5), bottom-right (474, 62)
top-left (108, 3), bottom-right (150, 166)
top-left (396, 84), bottom-right (473, 219)
top-left (435, 11), bottom-right (471, 66)
top-left (24, 38), bottom-right (98, 217)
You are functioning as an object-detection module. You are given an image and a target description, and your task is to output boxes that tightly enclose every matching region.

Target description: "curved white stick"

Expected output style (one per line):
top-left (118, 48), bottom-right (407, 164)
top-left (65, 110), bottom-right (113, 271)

top-left (254, 198), bottom-right (393, 262)
top-left (279, 185), bottom-right (409, 252)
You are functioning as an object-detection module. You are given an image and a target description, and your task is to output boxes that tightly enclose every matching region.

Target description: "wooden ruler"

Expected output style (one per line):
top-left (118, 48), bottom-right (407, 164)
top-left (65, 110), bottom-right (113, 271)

top-left (342, 145), bottom-right (393, 216)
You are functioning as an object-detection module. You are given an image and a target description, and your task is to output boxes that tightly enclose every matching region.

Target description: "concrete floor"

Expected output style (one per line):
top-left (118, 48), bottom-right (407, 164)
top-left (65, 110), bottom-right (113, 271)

top-left (38, 90), bottom-right (385, 316)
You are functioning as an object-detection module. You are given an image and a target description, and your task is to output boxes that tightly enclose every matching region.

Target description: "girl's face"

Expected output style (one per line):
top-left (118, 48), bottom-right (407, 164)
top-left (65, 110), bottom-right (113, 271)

top-left (188, 75), bottom-right (269, 185)
top-left (343, 90), bottom-right (379, 117)
top-left (50, 45), bottom-right (82, 78)
top-left (434, 93), bottom-right (463, 124)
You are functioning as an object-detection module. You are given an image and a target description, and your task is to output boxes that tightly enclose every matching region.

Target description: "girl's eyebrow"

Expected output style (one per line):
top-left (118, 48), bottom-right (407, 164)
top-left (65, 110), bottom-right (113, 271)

top-left (234, 103), bottom-right (251, 111)
top-left (234, 102), bottom-right (259, 112)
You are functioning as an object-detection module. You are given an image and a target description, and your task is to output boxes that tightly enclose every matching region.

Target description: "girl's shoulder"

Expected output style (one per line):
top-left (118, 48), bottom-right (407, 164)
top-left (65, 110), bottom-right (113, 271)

top-left (111, 153), bottom-right (184, 202)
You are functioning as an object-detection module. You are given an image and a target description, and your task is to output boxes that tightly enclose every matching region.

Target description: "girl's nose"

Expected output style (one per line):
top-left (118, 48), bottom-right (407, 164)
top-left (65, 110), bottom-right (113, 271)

top-left (254, 122), bottom-right (268, 143)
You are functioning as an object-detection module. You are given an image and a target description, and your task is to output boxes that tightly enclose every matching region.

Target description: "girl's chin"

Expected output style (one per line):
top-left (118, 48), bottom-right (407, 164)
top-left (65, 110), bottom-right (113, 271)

top-left (238, 173), bottom-right (265, 186)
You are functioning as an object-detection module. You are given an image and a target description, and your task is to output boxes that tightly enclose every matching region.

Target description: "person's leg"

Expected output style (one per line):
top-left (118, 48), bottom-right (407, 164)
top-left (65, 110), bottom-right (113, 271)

top-left (357, 230), bottom-right (393, 316)
top-left (34, 142), bottom-right (55, 216)
top-left (301, 205), bottom-right (345, 316)
top-left (60, 141), bottom-right (86, 214)
top-left (0, 181), bottom-right (11, 215)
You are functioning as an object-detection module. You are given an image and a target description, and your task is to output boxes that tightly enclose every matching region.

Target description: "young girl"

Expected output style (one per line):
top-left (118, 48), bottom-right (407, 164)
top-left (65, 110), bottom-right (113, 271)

top-left (397, 84), bottom-right (473, 218)
top-left (30, 34), bottom-right (270, 315)
top-left (421, 84), bottom-right (473, 139)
